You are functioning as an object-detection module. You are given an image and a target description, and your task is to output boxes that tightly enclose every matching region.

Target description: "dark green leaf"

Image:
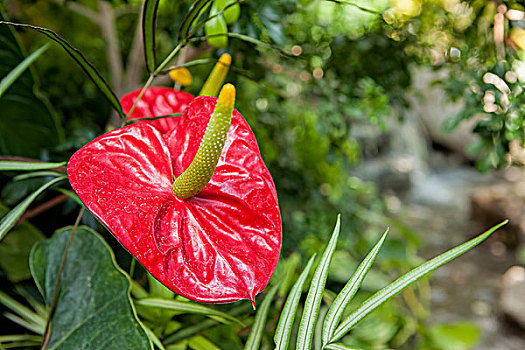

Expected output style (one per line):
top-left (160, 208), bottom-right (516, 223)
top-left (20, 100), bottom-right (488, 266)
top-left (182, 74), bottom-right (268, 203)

top-left (0, 176), bottom-right (65, 241)
top-left (274, 254), bottom-right (316, 350)
top-left (0, 21), bottom-right (125, 119)
top-left (178, 0), bottom-right (213, 42)
top-left (30, 226), bottom-right (152, 349)
top-left (330, 221), bottom-right (507, 343)
top-left (0, 11), bottom-right (63, 157)
top-left (142, 0), bottom-right (160, 73)
top-left (322, 229), bottom-right (388, 347)
top-left (0, 203), bottom-right (45, 281)
top-left (296, 216), bottom-right (341, 350)
top-left (0, 43), bottom-right (49, 97)
top-left (244, 281), bottom-right (281, 350)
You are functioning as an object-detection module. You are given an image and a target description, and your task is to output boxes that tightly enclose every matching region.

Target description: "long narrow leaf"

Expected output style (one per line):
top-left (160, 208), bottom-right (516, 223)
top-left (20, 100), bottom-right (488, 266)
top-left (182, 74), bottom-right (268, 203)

top-left (274, 254), bottom-right (317, 350)
top-left (0, 176), bottom-right (65, 241)
top-left (296, 216), bottom-right (341, 350)
top-left (0, 161), bottom-right (65, 171)
top-left (163, 303), bottom-right (251, 345)
top-left (244, 282), bottom-right (281, 350)
top-left (330, 220), bottom-right (508, 343)
top-left (177, 0), bottom-right (213, 42)
top-left (0, 43), bottom-right (49, 97)
top-left (0, 291), bottom-right (46, 329)
top-left (13, 171), bottom-right (64, 181)
top-left (135, 298), bottom-right (243, 325)
top-left (324, 343), bottom-right (361, 350)
top-left (322, 229), bottom-right (389, 346)
top-left (0, 21), bottom-right (125, 118)
top-left (142, 0), bottom-right (160, 73)
top-left (3, 313), bottom-right (44, 335)
top-left (0, 335), bottom-right (42, 343)
top-left (144, 326), bottom-right (166, 350)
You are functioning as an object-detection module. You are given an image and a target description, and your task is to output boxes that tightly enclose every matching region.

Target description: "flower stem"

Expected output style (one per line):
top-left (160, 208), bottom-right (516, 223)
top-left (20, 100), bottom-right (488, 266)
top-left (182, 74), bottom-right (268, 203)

top-left (173, 84), bottom-right (235, 199)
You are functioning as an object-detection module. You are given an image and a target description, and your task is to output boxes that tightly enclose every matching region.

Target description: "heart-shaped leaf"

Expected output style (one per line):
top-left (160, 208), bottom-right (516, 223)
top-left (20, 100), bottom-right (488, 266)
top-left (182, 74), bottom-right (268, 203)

top-left (30, 226), bottom-right (152, 350)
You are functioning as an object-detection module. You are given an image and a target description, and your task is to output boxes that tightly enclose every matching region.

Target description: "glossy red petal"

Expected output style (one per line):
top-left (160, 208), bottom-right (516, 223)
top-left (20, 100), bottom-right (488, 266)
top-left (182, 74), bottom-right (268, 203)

top-left (120, 87), bottom-right (194, 134)
top-left (67, 96), bottom-right (281, 304)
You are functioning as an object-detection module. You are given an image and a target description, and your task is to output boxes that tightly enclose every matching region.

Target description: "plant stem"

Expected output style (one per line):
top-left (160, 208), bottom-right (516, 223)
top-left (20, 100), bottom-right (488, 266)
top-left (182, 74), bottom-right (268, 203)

top-left (40, 207), bottom-right (85, 350)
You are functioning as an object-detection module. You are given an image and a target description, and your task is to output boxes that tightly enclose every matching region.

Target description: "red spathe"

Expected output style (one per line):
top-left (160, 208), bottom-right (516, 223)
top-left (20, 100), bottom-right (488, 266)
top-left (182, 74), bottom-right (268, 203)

top-left (67, 95), bottom-right (282, 304)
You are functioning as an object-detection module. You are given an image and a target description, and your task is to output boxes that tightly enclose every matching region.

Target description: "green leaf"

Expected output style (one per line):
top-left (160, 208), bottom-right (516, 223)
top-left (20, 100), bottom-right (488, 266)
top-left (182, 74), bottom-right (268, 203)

top-left (144, 326), bottom-right (166, 350)
top-left (13, 171), bottom-right (63, 181)
top-left (142, 0), bottom-right (160, 73)
top-left (330, 220), bottom-right (508, 343)
top-left (0, 334), bottom-right (42, 343)
top-left (0, 21), bottom-right (125, 119)
top-left (188, 335), bottom-right (220, 350)
top-left (0, 161), bottom-right (65, 171)
top-left (274, 254), bottom-right (316, 350)
top-left (55, 188), bottom-right (83, 206)
top-left (296, 215), bottom-right (341, 350)
top-left (135, 298), bottom-right (244, 326)
top-left (162, 303), bottom-right (251, 345)
top-left (0, 10), bottom-right (63, 158)
top-left (0, 43), bottom-right (49, 97)
top-left (3, 312), bottom-right (44, 334)
top-left (0, 290), bottom-right (46, 332)
top-left (244, 281), bottom-right (281, 350)
top-left (0, 176), bottom-right (65, 242)
top-left (322, 229), bottom-right (389, 347)
top-left (324, 343), bottom-right (361, 350)
top-left (0, 203), bottom-right (45, 281)
top-left (178, 0), bottom-right (213, 42)
top-left (30, 226), bottom-right (152, 350)
top-left (423, 322), bottom-right (480, 350)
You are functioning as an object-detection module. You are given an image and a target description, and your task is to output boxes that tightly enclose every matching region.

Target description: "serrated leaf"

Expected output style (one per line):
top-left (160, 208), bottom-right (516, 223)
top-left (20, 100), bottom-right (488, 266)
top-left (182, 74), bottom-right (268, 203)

top-left (330, 221), bottom-right (508, 343)
top-left (0, 43), bottom-right (49, 97)
top-left (0, 161), bottom-right (65, 171)
top-left (0, 176), bottom-right (65, 241)
top-left (30, 226), bottom-right (152, 349)
top-left (244, 281), bottom-right (281, 350)
top-left (142, 0), bottom-right (160, 73)
top-left (274, 254), bottom-right (316, 350)
top-left (322, 229), bottom-right (388, 347)
top-left (0, 21), bottom-right (125, 118)
top-left (296, 216), bottom-right (341, 350)
top-left (135, 298), bottom-right (244, 326)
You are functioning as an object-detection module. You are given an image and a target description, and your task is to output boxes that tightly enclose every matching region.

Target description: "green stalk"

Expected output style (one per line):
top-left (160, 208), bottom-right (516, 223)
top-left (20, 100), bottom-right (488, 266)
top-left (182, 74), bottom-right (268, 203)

top-left (173, 83), bottom-right (235, 199)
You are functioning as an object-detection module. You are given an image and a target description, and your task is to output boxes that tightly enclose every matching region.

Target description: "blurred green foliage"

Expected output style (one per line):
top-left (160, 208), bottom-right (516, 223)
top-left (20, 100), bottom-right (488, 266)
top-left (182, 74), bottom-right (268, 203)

top-left (1, 0), bottom-right (522, 348)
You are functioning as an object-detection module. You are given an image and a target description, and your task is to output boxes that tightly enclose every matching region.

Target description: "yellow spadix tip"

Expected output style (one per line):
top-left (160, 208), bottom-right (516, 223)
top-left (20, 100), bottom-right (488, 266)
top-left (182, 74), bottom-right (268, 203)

top-left (169, 67), bottom-right (192, 86)
top-left (218, 83), bottom-right (235, 109)
top-left (219, 53), bottom-right (232, 66)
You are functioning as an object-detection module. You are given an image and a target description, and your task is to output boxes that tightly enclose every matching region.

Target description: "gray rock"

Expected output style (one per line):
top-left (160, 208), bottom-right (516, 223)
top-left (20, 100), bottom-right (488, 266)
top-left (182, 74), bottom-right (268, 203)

top-left (499, 266), bottom-right (525, 329)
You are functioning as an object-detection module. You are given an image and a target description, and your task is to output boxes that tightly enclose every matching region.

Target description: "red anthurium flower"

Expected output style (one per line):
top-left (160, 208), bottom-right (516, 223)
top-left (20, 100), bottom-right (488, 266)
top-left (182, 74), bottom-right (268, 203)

top-left (67, 85), bottom-right (282, 305)
top-left (120, 87), bottom-right (194, 134)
